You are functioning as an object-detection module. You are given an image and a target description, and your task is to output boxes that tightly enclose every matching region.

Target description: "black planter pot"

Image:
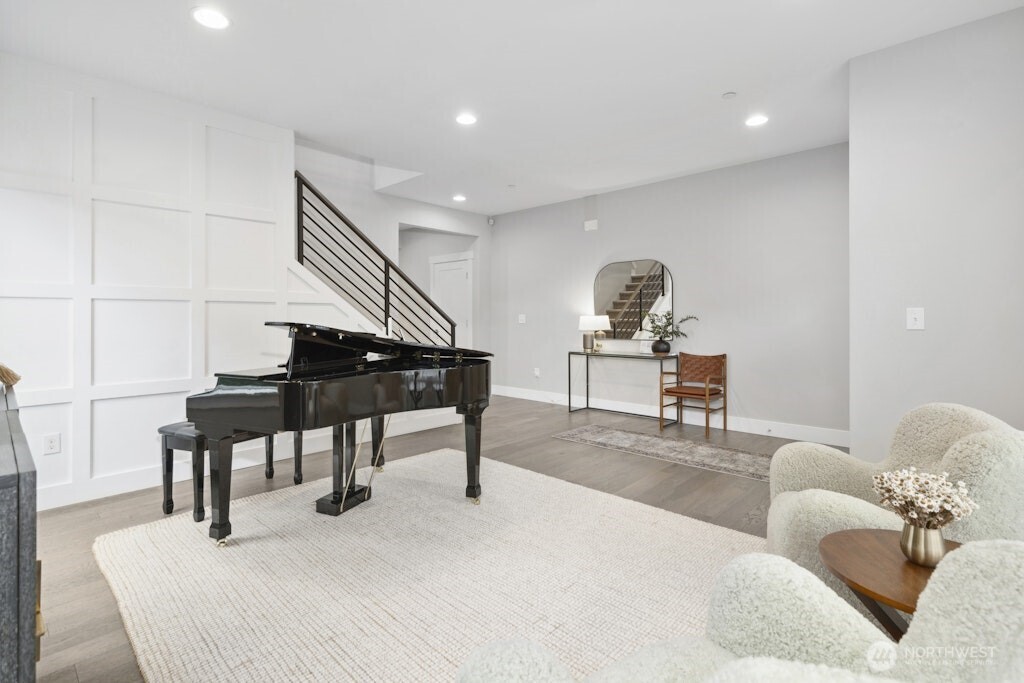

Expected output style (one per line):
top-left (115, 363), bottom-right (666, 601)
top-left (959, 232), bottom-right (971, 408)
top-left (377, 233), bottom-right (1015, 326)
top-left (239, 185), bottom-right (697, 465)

top-left (651, 339), bottom-right (671, 356)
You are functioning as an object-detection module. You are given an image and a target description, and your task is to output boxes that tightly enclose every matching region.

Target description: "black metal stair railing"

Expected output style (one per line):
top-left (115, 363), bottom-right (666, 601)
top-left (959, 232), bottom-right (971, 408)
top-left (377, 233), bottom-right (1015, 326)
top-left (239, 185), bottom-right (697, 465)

top-left (295, 171), bottom-right (456, 347)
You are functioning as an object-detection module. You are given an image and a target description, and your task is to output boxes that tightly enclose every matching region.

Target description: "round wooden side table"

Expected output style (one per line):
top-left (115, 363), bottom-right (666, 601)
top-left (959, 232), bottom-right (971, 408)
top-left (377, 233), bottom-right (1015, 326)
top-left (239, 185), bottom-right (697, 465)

top-left (819, 528), bottom-right (961, 641)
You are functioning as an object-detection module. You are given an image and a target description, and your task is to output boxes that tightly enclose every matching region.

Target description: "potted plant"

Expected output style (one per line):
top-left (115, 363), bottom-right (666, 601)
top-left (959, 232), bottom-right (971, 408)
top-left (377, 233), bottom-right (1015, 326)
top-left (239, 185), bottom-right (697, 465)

top-left (644, 312), bottom-right (698, 356)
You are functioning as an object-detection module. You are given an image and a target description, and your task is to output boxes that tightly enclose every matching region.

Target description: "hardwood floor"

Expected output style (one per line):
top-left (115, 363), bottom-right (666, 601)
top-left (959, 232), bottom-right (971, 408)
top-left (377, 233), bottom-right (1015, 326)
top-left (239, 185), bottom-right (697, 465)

top-left (35, 396), bottom-right (792, 682)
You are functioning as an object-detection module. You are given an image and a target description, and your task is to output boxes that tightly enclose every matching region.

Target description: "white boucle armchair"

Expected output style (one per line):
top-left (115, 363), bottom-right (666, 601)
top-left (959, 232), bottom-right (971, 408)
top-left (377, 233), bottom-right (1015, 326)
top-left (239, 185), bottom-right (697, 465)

top-left (457, 541), bottom-right (1024, 682)
top-left (767, 403), bottom-right (1024, 611)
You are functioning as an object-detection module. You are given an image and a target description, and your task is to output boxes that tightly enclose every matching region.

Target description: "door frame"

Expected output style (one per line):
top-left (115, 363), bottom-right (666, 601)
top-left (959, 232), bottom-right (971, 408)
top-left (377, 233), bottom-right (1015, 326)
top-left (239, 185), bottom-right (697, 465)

top-left (429, 250), bottom-right (474, 347)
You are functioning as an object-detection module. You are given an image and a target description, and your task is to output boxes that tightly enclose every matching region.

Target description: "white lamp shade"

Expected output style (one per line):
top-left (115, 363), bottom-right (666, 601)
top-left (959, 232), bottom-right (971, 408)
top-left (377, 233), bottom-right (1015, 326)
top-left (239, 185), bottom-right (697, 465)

top-left (579, 315), bottom-right (611, 331)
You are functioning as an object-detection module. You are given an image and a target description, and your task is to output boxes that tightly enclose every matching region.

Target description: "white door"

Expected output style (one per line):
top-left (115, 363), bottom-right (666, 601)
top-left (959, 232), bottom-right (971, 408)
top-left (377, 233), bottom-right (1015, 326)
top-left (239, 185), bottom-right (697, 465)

top-left (430, 252), bottom-right (473, 347)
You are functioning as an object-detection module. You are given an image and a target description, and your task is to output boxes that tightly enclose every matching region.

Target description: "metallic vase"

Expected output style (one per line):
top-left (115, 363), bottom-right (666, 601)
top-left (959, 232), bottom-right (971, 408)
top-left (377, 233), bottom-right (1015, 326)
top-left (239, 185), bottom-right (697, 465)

top-left (900, 523), bottom-right (946, 568)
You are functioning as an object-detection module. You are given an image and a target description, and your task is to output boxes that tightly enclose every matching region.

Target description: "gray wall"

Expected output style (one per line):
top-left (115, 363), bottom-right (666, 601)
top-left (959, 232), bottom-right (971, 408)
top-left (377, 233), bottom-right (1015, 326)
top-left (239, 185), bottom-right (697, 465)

top-left (849, 9), bottom-right (1024, 458)
top-left (491, 144), bottom-right (850, 434)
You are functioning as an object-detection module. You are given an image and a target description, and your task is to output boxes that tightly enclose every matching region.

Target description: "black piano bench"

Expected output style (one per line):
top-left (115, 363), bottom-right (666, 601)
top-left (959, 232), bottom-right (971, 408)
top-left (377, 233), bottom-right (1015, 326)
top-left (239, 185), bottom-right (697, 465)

top-left (159, 422), bottom-right (303, 522)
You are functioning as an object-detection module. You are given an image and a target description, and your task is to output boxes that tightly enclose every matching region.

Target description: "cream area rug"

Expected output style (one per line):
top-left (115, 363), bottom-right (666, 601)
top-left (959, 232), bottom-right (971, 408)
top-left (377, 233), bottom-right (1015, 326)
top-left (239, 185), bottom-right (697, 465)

top-left (94, 449), bottom-right (765, 682)
top-left (554, 425), bottom-right (773, 481)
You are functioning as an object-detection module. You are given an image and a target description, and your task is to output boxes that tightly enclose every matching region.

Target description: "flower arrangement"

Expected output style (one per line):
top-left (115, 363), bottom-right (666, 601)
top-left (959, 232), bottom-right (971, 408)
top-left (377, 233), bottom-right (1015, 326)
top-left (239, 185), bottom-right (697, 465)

top-left (644, 312), bottom-right (698, 341)
top-left (872, 467), bottom-right (978, 529)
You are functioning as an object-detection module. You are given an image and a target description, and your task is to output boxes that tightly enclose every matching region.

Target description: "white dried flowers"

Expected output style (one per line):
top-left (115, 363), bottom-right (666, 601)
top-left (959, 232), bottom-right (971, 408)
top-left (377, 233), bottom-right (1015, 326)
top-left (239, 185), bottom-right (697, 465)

top-left (872, 467), bottom-right (978, 529)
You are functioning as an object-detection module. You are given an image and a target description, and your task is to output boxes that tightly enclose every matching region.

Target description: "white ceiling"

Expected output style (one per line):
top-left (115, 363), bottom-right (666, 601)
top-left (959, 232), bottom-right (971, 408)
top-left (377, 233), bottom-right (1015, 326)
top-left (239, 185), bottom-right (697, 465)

top-left (2, 1), bottom-right (1022, 215)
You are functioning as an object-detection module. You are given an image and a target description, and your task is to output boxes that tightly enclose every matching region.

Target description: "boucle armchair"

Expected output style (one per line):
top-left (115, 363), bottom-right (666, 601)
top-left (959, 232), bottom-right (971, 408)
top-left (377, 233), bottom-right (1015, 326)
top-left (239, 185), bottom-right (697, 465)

top-left (767, 403), bottom-right (1024, 610)
top-left (457, 541), bottom-right (1024, 682)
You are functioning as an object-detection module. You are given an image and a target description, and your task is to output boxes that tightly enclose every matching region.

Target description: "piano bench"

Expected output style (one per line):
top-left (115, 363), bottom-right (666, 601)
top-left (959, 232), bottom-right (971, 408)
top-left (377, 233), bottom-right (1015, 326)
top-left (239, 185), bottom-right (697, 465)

top-left (159, 421), bottom-right (303, 523)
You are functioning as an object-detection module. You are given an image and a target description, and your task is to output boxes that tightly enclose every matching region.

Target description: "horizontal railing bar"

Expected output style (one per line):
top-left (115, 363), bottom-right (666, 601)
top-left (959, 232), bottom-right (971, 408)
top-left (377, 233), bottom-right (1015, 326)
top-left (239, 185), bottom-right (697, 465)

top-left (388, 276), bottom-right (452, 331)
top-left (302, 232), bottom-right (386, 304)
top-left (302, 197), bottom-right (384, 275)
top-left (389, 292), bottom-right (443, 343)
top-left (388, 308), bottom-right (437, 344)
top-left (302, 218), bottom-right (386, 291)
top-left (304, 246), bottom-right (387, 320)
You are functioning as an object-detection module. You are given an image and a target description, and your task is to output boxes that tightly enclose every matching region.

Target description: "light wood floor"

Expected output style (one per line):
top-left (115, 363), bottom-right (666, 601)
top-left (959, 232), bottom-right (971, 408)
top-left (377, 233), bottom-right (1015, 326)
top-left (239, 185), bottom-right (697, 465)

top-left (36, 396), bottom-right (792, 682)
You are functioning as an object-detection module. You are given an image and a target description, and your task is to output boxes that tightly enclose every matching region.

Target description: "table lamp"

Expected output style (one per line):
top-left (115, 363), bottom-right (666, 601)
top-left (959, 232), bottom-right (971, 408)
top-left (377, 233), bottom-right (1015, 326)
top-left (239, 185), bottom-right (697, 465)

top-left (579, 315), bottom-right (611, 353)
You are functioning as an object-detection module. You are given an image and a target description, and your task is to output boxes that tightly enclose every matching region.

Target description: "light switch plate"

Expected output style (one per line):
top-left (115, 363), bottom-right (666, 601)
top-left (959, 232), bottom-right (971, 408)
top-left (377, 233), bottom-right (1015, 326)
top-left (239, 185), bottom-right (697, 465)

top-left (518, 314), bottom-right (526, 324)
top-left (906, 307), bottom-right (925, 330)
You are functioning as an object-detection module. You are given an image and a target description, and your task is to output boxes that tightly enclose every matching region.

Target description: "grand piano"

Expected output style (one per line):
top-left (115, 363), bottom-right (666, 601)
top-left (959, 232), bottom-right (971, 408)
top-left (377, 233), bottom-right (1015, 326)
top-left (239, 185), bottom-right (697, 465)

top-left (186, 322), bottom-right (491, 542)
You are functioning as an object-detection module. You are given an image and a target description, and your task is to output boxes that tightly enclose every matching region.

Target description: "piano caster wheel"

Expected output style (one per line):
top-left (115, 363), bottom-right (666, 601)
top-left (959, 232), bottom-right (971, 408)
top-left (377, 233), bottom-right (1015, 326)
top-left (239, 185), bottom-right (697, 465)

top-left (163, 500), bottom-right (173, 515)
top-left (265, 467), bottom-right (274, 479)
top-left (375, 466), bottom-right (384, 473)
top-left (217, 538), bottom-right (227, 547)
top-left (294, 473), bottom-right (303, 485)
top-left (472, 498), bottom-right (481, 505)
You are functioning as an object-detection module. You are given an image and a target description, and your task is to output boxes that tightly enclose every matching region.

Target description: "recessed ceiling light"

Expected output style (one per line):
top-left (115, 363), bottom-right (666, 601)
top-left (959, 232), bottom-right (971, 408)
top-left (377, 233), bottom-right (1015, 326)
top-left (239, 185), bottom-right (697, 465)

top-left (452, 194), bottom-right (467, 202)
top-left (192, 7), bottom-right (230, 30)
top-left (745, 113), bottom-right (769, 127)
top-left (455, 112), bottom-right (477, 126)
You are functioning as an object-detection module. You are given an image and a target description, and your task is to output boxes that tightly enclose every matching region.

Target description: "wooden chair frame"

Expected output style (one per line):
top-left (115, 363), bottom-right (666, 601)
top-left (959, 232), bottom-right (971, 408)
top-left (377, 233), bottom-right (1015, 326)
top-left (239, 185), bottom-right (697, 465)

top-left (659, 353), bottom-right (727, 438)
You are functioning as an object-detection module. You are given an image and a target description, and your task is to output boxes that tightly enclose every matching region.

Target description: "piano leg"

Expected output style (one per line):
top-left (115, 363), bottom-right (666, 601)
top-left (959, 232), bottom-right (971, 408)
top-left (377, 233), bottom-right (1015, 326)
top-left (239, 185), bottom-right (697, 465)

top-left (161, 436), bottom-right (174, 514)
top-left (371, 416), bottom-right (385, 469)
top-left (208, 435), bottom-right (233, 542)
top-left (462, 410), bottom-right (483, 502)
top-left (192, 439), bottom-right (205, 522)
top-left (264, 435), bottom-right (274, 479)
top-left (316, 422), bottom-right (371, 515)
top-left (293, 431), bottom-right (303, 485)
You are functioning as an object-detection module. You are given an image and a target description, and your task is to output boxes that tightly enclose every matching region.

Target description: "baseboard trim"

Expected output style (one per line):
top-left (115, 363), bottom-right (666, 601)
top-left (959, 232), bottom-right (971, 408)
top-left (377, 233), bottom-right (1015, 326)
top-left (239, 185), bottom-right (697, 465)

top-left (492, 385), bottom-right (849, 447)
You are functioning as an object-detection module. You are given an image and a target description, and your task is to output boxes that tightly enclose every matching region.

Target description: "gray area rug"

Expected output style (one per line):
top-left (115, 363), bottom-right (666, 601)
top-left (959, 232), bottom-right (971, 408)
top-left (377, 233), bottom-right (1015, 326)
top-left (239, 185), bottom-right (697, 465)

top-left (94, 449), bottom-right (763, 682)
top-left (554, 424), bottom-right (772, 481)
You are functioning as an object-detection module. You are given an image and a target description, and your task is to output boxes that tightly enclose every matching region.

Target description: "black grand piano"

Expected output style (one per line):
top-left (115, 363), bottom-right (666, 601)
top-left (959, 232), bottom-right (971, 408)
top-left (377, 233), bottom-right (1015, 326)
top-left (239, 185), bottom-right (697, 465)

top-left (186, 322), bottom-right (491, 542)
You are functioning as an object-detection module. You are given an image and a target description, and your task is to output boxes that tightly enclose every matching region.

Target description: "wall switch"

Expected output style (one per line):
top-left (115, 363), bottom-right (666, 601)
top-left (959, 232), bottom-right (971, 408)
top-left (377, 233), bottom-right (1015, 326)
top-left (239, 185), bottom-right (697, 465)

top-left (43, 433), bottom-right (61, 455)
top-left (518, 314), bottom-right (526, 324)
top-left (906, 307), bottom-right (925, 330)
top-left (533, 367), bottom-right (541, 378)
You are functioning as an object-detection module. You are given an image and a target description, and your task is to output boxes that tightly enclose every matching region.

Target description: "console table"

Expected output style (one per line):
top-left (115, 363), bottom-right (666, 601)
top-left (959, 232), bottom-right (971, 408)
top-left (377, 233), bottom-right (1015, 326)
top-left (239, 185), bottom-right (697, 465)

top-left (567, 351), bottom-right (678, 422)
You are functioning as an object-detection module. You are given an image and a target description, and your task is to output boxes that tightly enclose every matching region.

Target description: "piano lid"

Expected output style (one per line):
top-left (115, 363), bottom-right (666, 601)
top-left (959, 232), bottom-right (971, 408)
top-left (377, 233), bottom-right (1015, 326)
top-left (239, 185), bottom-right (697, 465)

top-left (266, 322), bottom-right (491, 377)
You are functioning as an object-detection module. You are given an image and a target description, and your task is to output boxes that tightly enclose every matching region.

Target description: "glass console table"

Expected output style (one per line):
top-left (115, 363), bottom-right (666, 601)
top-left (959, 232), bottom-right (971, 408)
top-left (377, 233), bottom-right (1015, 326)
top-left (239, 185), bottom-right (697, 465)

top-left (567, 351), bottom-right (679, 423)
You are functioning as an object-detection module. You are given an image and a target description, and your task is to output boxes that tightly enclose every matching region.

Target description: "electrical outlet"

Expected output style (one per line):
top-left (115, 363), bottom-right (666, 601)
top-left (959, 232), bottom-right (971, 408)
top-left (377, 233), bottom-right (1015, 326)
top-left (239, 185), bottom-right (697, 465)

top-left (533, 367), bottom-right (541, 378)
top-left (906, 307), bottom-right (925, 330)
top-left (43, 433), bottom-right (61, 455)
top-left (518, 314), bottom-right (527, 324)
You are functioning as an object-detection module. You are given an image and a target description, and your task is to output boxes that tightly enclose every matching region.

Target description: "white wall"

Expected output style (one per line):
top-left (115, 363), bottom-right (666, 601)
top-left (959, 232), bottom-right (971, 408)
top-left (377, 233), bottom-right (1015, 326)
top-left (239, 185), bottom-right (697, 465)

top-left (295, 145), bottom-right (493, 352)
top-left (0, 53), bottom-right (304, 508)
top-left (491, 144), bottom-right (850, 445)
top-left (849, 9), bottom-right (1024, 458)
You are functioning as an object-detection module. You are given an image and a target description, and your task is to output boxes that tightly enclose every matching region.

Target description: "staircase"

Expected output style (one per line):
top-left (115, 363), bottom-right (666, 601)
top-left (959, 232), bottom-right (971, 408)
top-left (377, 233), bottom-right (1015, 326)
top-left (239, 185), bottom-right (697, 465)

top-left (606, 263), bottom-right (665, 339)
top-left (294, 172), bottom-right (456, 346)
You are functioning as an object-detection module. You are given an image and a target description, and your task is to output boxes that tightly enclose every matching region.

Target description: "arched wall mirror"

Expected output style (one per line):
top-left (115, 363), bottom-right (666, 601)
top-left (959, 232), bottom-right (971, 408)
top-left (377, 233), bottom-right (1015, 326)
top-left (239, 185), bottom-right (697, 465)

top-left (594, 260), bottom-right (673, 340)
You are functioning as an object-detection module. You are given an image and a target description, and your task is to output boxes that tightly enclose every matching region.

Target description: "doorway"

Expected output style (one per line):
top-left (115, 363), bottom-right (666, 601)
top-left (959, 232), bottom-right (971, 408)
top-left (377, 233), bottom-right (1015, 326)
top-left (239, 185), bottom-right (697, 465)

top-left (430, 251), bottom-right (473, 347)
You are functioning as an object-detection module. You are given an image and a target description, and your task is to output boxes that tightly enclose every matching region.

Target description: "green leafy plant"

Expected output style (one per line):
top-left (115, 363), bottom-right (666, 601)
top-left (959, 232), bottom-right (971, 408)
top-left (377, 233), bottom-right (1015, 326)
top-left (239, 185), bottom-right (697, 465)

top-left (645, 312), bottom-right (698, 340)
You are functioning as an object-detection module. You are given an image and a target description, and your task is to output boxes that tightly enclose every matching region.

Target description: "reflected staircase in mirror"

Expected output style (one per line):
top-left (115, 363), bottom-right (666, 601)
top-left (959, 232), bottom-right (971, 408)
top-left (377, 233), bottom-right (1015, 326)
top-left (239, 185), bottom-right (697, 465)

top-left (607, 262), bottom-right (666, 339)
top-left (295, 171), bottom-right (455, 346)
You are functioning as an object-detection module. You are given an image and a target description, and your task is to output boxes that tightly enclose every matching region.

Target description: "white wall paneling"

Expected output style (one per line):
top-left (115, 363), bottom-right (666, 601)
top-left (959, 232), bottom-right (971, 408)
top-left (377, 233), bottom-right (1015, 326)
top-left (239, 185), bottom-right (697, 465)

top-left (205, 215), bottom-right (277, 292)
top-left (17, 403), bottom-right (73, 489)
top-left (91, 97), bottom-right (190, 196)
top-left (92, 200), bottom-right (191, 287)
top-left (92, 299), bottom-right (192, 385)
top-left (91, 393), bottom-right (190, 479)
top-left (0, 297), bottom-right (73, 392)
top-left (0, 53), bottom-right (297, 509)
top-left (0, 187), bottom-right (72, 284)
